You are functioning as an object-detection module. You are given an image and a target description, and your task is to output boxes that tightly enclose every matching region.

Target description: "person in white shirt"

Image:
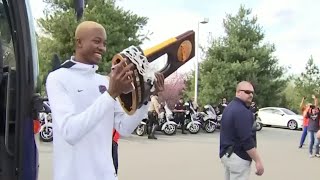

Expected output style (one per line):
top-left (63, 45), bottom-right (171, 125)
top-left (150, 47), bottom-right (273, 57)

top-left (46, 21), bottom-right (164, 180)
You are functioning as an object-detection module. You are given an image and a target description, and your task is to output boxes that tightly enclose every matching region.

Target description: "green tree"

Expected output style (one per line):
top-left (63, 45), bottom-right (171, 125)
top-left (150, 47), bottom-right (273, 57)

top-left (37, 0), bottom-right (150, 90)
top-left (281, 78), bottom-right (301, 112)
top-left (294, 56), bottom-right (320, 101)
top-left (184, 5), bottom-right (288, 107)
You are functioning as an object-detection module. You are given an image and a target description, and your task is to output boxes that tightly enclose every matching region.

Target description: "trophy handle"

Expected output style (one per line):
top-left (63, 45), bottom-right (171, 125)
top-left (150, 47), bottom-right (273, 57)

top-left (143, 30), bottom-right (195, 78)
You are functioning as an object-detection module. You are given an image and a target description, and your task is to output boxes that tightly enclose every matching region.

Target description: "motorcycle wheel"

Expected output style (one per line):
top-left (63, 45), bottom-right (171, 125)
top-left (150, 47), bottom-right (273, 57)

top-left (135, 124), bottom-right (146, 136)
top-left (256, 122), bottom-right (263, 131)
top-left (163, 124), bottom-right (176, 135)
top-left (204, 121), bottom-right (216, 133)
top-left (39, 126), bottom-right (53, 142)
top-left (188, 123), bottom-right (200, 134)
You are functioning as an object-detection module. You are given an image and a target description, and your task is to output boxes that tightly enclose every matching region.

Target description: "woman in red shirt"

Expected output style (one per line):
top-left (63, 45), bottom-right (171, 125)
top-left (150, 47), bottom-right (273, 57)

top-left (299, 95), bottom-right (318, 148)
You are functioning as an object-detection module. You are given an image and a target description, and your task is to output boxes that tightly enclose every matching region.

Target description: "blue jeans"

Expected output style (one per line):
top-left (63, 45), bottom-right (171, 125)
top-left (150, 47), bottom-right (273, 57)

top-left (308, 131), bottom-right (320, 155)
top-left (299, 126), bottom-right (308, 146)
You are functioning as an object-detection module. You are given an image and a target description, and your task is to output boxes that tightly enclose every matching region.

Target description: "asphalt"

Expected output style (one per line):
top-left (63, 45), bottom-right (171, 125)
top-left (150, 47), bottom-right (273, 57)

top-left (37, 127), bottom-right (320, 180)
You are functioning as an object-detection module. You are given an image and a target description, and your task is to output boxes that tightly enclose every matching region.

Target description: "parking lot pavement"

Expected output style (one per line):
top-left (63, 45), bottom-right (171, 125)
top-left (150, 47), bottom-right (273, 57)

top-left (37, 127), bottom-right (320, 180)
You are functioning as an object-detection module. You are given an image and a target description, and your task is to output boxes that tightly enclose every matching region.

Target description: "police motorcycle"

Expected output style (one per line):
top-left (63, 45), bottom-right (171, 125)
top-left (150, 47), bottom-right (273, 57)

top-left (254, 112), bottom-right (263, 131)
top-left (184, 102), bottom-right (202, 134)
top-left (135, 115), bottom-right (148, 136)
top-left (250, 103), bottom-right (262, 131)
top-left (200, 105), bottom-right (217, 133)
top-left (157, 102), bottom-right (177, 135)
top-left (135, 102), bottom-right (177, 136)
top-left (213, 106), bottom-right (222, 129)
top-left (215, 114), bottom-right (222, 129)
top-left (38, 98), bottom-right (53, 142)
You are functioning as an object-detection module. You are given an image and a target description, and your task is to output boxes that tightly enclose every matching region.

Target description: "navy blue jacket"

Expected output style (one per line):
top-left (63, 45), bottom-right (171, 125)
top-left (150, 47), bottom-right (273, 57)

top-left (219, 97), bottom-right (255, 161)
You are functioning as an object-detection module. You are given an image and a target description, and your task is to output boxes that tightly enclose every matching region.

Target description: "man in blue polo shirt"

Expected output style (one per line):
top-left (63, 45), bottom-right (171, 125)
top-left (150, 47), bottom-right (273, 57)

top-left (219, 81), bottom-right (264, 180)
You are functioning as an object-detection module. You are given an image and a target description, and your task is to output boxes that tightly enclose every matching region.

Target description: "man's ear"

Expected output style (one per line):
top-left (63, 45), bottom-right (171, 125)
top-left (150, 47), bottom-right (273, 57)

top-left (76, 38), bottom-right (82, 48)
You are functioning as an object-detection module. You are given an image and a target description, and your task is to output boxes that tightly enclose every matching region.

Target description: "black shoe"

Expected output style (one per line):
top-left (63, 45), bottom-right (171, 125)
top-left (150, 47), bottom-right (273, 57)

top-left (298, 145), bottom-right (302, 148)
top-left (148, 135), bottom-right (157, 139)
top-left (182, 131), bottom-right (187, 134)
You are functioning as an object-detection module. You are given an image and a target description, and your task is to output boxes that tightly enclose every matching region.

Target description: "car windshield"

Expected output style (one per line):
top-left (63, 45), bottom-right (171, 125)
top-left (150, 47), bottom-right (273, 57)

top-left (280, 108), bottom-right (296, 115)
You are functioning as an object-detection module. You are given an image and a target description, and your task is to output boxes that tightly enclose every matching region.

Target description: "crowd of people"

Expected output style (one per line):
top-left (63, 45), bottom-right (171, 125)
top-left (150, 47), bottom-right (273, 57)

top-left (298, 95), bottom-right (320, 158)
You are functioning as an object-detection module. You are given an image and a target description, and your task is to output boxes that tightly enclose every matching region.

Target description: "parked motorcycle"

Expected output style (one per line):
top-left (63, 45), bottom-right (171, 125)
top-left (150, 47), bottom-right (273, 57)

top-left (184, 102), bottom-right (201, 134)
top-left (211, 112), bottom-right (262, 131)
top-left (201, 105), bottom-right (217, 133)
top-left (255, 112), bottom-right (263, 131)
top-left (157, 102), bottom-right (177, 135)
top-left (135, 102), bottom-right (177, 136)
top-left (135, 116), bottom-right (148, 136)
top-left (213, 114), bottom-right (222, 129)
top-left (38, 100), bottom-right (53, 142)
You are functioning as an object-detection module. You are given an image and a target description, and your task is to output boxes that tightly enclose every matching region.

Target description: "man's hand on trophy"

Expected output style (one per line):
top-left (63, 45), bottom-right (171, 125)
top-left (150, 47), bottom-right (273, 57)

top-left (108, 59), bottom-right (134, 99)
top-left (154, 73), bottom-right (165, 94)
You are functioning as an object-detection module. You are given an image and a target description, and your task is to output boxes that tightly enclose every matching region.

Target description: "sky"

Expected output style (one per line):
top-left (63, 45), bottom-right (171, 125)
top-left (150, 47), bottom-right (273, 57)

top-left (30, 0), bottom-right (320, 75)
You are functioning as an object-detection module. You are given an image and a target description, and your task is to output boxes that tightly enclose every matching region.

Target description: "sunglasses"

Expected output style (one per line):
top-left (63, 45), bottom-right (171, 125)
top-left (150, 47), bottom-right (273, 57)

top-left (239, 90), bottom-right (254, 95)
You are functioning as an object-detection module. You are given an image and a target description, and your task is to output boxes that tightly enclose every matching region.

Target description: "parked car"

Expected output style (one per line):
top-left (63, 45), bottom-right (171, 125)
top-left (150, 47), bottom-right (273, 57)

top-left (257, 107), bottom-right (303, 130)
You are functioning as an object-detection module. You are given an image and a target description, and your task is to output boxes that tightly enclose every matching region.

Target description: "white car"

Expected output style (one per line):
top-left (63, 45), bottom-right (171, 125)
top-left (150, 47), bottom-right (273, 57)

top-left (257, 107), bottom-right (303, 130)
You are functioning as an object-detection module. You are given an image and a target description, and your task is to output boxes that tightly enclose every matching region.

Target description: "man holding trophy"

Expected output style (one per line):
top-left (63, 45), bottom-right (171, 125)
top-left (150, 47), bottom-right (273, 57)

top-left (46, 20), bottom-right (195, 180)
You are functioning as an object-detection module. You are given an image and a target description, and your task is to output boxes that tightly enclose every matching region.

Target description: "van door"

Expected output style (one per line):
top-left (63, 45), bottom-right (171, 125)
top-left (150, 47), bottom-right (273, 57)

top-left (0, 0), bottom-right (39, 180)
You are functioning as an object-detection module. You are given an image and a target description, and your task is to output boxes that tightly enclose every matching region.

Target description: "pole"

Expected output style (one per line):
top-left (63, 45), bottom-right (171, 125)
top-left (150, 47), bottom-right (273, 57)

top-left (194, 22), bottom-right (200, 104)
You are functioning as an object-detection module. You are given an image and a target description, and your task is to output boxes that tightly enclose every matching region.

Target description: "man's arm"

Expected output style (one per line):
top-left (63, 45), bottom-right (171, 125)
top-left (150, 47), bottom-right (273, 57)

top-left (113, 100), bottom-right (150, 137)
top-left (46, 73), bottom-right (116, 145)
top-left (246, 148), bottom-right (263, 164)
top-left (234, 109), bottom-right (256, 154)
top-left (234, 110), bottom-right (263, 167)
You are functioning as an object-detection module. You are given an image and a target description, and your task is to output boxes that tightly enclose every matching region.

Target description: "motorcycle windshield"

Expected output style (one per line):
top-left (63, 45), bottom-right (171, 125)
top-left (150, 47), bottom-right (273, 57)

top-left (207, 105), bottom-right (217, 115)
top-left (164, 104), bottom-right (173, 117)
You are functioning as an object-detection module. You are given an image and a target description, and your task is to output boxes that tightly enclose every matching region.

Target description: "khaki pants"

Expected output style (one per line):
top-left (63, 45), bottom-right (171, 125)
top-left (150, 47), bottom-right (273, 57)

top-left (221, 153), bottom-right (251, 180)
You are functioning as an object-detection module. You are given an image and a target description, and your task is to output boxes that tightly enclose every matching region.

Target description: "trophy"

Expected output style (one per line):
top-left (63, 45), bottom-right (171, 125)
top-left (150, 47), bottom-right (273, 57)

top-left (111, 30), bottom-right (195, 115)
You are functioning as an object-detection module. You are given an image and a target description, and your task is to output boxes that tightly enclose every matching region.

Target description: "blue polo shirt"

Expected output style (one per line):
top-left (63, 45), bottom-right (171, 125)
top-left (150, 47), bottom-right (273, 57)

top-left (219, 97), bottom-right (255, 161)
